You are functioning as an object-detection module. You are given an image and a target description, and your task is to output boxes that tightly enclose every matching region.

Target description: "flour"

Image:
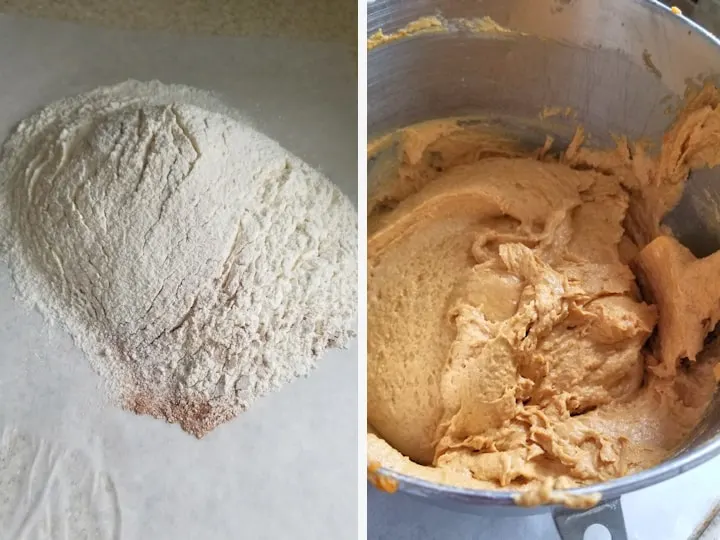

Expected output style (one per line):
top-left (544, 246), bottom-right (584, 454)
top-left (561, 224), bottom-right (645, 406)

top-left (0, 426), bottom-right (120, 539)
top-left (0, 80), bottom-right (357, 436)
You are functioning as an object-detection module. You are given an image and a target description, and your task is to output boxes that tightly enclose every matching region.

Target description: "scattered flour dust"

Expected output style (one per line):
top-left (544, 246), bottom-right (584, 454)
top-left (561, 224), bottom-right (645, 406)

top-left (0, 426), bottom-right (121, 539)
top-left (0, 80), bottom-right (357, 437)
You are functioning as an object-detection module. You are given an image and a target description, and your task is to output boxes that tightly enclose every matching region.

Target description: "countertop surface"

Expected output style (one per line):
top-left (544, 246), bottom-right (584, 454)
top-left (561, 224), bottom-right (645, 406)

top-left (0, 13), bottom-right (357, 540)
top-left (0, 0), bottom-right (356, 44)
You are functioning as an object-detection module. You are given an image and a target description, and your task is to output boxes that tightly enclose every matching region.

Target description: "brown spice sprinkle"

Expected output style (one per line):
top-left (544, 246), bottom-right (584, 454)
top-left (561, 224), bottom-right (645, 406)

top-left (127, 389), bottom-right (235, 438)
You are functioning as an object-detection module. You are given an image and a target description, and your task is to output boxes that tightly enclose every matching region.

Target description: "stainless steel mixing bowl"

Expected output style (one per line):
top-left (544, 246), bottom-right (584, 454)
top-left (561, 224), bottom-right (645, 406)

top-left (367, 1), bottom-right (720, 538)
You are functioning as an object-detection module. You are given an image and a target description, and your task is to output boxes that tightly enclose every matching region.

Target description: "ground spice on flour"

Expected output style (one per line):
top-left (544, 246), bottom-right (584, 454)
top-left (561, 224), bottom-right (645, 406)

top-left (0, 80), bottom-right (357, 436)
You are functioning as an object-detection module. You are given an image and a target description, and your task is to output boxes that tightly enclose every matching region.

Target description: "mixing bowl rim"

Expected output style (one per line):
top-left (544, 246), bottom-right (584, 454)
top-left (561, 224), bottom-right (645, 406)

top-left (373, 435), bottom-right (720, 506)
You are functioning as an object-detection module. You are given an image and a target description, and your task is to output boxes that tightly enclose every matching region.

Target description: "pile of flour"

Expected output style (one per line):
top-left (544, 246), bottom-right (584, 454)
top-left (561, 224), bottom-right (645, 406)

top-left (0, 80), bottom-right (357, 436)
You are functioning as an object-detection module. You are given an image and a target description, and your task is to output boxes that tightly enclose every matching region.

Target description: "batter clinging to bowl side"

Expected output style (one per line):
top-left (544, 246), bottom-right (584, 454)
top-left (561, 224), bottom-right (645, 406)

top-left (367, 84), bottom-right (720, 499)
